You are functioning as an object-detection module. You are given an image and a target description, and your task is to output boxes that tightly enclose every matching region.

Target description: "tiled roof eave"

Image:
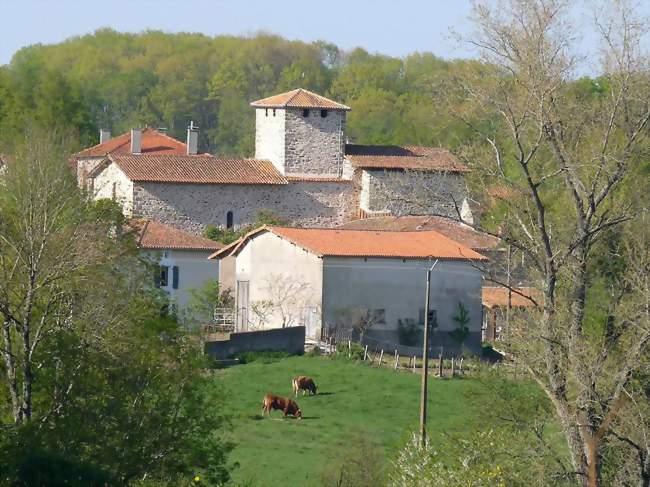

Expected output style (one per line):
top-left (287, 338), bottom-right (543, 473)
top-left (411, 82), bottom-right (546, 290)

top-left (131, 178), bottom-right (288, 185)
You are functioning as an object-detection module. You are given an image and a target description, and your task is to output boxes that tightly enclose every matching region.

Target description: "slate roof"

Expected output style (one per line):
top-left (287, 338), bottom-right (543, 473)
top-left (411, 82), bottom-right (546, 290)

top-left (127, 219), bottom-right (223, 251)
top-left (345, 145), bottom-right (469, 173)
top-left (482, 286), bottom-right (542, 308)
top-left (210, 225), bottom-right (488, 261)
top-left (106, 154), bottom-right (288, 185)
top-left (337, 216), bottom-right (501, 251)
top-left (73, 128), bottom-right (188, 159)
top-left (251, 88), bottom-right (351, 111)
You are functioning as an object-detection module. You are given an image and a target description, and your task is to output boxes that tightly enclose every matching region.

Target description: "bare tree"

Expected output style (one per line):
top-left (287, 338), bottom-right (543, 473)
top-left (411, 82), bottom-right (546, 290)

top-left (258, 274), bottom-right (315, 328)
top-left (433, 1), bottom-right (650, 485)
top-left (0, 129), bottom-right (135, 425)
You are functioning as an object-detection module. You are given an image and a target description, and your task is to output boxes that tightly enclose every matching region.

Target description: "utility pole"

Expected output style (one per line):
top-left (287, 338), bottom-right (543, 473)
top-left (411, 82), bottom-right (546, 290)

top-left (420, 259), bottom-right (438, 447)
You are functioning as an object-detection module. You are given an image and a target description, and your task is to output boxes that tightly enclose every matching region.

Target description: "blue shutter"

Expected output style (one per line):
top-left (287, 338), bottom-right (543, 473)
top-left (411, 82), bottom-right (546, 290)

top-left (172, 266), bottom-right (179, 289)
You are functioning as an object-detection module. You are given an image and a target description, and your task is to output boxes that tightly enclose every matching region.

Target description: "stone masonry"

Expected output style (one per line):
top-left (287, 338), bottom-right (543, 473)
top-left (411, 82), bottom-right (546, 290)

top-left (284, 108), bottom-right (345, 176)
top-left (133, 180), bottom-right (356, 235)
top-left (360, 169), bottom-right (467, 217)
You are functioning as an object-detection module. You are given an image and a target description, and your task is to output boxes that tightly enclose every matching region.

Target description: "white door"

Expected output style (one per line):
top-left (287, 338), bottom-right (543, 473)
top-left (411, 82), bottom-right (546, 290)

top-left (236, 281), bottom-right (249, 332)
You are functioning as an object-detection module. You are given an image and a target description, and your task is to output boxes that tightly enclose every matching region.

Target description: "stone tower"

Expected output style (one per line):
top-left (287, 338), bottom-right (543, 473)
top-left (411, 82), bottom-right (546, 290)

top-left (251, 88), bottom-right (350, 177)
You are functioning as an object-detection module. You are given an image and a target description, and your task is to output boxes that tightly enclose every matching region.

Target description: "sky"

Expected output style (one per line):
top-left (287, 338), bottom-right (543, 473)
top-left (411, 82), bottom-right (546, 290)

top-left (0, 0), bottom-right (649, 69)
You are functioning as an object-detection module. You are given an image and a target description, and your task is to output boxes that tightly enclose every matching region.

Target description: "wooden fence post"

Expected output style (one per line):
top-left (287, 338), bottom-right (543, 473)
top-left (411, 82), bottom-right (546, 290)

top-left (394, 353), bottom-right (399, 371)
top-left (348, 340), bottom-right (351, 358)
top-left (378, 349), bottom-right (384, 366)
top-left (438, 352), bottom-right (443, 378)
top-left (451, 357), bottom-right (455, 377)
top-left (363, 345), bottom-right (368, 361)
top-left (413, 355), bottom-right (416, 373)
top-left (459, 358), bottom-right (464, 375)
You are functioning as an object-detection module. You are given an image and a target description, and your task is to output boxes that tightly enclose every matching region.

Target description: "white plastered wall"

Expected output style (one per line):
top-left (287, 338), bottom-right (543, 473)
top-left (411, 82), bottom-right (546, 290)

top-left (234, 231), bottom-right (323, 334)
top-left (92, 162), bottom-right (134, 216)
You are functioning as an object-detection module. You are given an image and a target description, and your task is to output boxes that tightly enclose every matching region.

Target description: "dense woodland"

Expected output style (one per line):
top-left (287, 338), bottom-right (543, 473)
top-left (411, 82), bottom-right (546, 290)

top-left (0, 29), bottom-right (482, 155)
top-left (0, 6), bottom-right (649, 485)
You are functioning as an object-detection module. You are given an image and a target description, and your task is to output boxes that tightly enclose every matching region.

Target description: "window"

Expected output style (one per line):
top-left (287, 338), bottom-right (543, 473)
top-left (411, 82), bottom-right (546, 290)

top-left (155, 265), bottom-right (169, 288)
top-left (226, 211), bottom-right (234, 229)
top-left (273, 108), bottom-right (276, 117)
top-left (302, 109), bottom-right (309, 117)
top-left (320, 109), bottom-right (328, 118)
top-left (265, 108), bottom-right (268, 116)
top-left (172, 266), bottom-right (179, 290)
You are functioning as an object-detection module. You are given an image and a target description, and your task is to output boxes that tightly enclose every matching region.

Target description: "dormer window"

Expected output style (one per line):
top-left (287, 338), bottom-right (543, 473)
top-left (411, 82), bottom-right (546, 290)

top-left (302, 109), bottom-right (309, 117)
top-left (321, 110), bottom-right (328, 118)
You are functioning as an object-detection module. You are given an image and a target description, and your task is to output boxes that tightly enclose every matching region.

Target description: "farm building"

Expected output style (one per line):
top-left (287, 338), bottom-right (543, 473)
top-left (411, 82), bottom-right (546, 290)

top-left (210, 226), bottom-right (488, 355)
top-left (70, 89), bottom-right (472, 235)
top-left (126, 219), bottom-right (222, 311)
top-left (482, 286), bottom-right (542, 341)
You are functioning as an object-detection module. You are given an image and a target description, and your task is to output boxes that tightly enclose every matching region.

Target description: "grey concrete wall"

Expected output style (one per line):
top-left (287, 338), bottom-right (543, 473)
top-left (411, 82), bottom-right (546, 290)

top-left (361, 169), bottom-right (467, 218)
top-left (132, 180), bottom-right (356, 235)
top-left (284, 108), bottom-right (346, 176)
top-left (204, 326), bottom-right (305, 360)
top-left (321, 257), bottom-right (483, 356)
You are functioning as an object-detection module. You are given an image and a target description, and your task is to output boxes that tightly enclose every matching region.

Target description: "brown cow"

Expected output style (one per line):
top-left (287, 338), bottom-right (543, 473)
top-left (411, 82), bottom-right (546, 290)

top-left (292, 376), bottom-right (318, 396)
top-left (262, 394), bottom-right (302, 419)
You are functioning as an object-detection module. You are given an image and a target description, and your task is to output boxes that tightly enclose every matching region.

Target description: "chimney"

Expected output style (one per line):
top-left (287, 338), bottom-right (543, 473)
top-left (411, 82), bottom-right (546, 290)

top-left (99, 129), bottom-right (111, 144)
top-left (130, 128), bottom-right (142, 154)
top-left (186, 121), bottom-right (199, 155)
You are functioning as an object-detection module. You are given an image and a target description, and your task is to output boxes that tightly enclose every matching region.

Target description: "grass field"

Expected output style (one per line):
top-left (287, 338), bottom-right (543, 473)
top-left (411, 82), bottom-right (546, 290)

top-left (215, 354), bottom-right (546, 486)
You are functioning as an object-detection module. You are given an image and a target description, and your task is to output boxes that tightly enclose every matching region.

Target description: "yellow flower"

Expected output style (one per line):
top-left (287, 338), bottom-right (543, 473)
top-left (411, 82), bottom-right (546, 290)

top-left (193, 475), bottom-right (201, 482)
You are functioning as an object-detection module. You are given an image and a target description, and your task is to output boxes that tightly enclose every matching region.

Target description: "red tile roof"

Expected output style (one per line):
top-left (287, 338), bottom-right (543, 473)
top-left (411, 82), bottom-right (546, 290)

top-left (345, 145), bottom-right (469, 173)
top-left (251, 88), bottom-right (351, 111)
top-left (337, 216), bottom-right (501, 251)
top-left (107, 154), bottom-right (287, 185)
top-left (73, 128), bottom-right (188, 159)
top-left (285, 176), bottom-right (351, 183)
top-left (482, 286), bottom-right (542, 308)
top-left (127, 219), bottom-right (224, 251)
top-left (210, 226), bottom-right (488, 261)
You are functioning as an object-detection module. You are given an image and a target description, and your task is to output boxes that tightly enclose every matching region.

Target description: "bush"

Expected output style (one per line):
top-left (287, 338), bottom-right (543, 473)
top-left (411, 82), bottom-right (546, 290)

top-left (336, 341), bottom-right (366, 360)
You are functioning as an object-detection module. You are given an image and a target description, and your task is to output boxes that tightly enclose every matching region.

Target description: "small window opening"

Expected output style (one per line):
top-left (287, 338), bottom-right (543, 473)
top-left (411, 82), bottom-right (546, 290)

top-left (265, 108), bottom-right (268, 116)
top-left (226, 211), bottom-right (234, 229)
top-left (156, 265), bottom-right (169, 288)
top-left (273, 108), bottom-right (276, 117)
top-left (302, 109), bottom-right (309, 117)
top-left (321, 109), bottom-right (328, 118)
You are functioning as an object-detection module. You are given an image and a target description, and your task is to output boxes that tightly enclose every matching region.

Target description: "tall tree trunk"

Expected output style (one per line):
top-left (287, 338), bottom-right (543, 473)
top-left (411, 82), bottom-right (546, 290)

top-left (1, 319), bottom-right (21, 424)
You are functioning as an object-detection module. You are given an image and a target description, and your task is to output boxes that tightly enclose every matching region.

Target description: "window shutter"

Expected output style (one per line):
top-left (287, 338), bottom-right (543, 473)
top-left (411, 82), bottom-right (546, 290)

top-left (172, 266), bottom-right (179, 289)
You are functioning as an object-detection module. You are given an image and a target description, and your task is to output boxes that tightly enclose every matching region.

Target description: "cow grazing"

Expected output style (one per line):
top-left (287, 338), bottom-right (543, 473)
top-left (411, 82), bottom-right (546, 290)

top-left (292, 376), bottom-right (318, 396)
top-left (262, 394), bottom-right (302, 419)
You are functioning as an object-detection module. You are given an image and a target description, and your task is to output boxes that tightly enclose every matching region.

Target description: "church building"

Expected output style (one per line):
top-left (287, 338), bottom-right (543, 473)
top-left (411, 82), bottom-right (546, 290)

top-left (71, 88), bottom-right (470, 234)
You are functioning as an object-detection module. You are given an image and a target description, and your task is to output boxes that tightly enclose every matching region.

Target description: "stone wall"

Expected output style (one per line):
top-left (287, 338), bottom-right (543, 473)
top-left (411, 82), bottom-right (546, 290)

top-left (204, 326), bottom-right (306, 360)
top-left (254, 108), bottom-right (286, 174)
top-left (284, 108), bottom-right (345, 176)
top-left (132, 180), bottom-right (356, 235)
top-left (360, 169), bottom-right (467, 217)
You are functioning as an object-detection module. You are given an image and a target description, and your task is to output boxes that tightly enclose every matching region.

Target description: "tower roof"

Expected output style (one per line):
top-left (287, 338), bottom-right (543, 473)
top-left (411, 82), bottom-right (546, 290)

top-left (250, 88), bottom-right (351, 111)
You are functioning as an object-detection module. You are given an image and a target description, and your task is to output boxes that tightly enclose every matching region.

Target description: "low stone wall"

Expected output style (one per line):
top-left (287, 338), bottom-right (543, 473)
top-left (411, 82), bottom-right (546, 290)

top-left (204, 326), bottom-right (306, 360)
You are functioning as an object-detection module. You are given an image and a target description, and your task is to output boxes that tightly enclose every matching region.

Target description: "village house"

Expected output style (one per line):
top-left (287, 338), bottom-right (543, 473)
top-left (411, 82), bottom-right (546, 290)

top-left (70, 88), bottom-right (472, 235)
top-left (126, 219), bottom-right (223, 312)
top-left (209, 226), bottom-right (487, 356)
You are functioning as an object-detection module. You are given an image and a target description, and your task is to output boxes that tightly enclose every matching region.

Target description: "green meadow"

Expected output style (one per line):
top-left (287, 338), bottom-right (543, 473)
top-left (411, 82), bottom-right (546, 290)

top-left (216, 354), bottom-right (552, 486)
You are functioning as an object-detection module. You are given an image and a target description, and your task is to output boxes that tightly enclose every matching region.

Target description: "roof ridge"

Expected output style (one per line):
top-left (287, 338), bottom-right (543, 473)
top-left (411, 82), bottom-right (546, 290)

top-left (285, 88), bottom-right (303, 105)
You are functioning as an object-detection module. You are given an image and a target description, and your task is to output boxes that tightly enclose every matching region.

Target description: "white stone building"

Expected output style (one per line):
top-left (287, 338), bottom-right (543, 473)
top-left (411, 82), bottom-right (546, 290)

top-left (71, 88), bottom-right (472, 234)
top-left (210, 226), bottom-right (487, 356)
top-left (127, 219), bottom-right (222, 311)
